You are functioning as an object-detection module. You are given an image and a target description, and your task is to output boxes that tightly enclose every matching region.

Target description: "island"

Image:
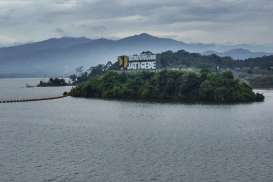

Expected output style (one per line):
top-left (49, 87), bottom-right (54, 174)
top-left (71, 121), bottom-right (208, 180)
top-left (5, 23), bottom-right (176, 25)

top-left (38, 78), bottom-right (71, 87)
top-left (69, 70), bottom-right (264, 103)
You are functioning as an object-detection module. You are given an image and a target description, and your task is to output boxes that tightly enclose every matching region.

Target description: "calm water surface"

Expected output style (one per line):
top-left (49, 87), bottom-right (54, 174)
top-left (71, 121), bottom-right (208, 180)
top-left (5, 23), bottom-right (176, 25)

top-left (0, 78), bottom-right (273, 182)
top-left (0, 78), bottom-right (71, 100)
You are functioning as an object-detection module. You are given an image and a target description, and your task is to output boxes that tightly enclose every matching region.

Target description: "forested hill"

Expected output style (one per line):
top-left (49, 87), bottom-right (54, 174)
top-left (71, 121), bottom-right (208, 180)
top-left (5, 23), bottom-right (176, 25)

top-left (70, 70), bottom-right (264, 103)
top-left (156, 50), bottom-right (273, 69)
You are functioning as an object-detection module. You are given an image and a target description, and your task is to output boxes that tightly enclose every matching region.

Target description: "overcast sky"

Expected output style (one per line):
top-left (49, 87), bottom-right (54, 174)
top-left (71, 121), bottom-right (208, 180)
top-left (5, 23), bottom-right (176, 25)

top-left (0, 0), bottom-right (273, 45)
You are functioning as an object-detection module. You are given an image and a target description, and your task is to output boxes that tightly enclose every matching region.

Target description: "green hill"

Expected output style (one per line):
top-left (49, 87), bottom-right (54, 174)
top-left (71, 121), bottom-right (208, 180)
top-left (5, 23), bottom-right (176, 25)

top-left (70, 70), bottom-right (264, 103)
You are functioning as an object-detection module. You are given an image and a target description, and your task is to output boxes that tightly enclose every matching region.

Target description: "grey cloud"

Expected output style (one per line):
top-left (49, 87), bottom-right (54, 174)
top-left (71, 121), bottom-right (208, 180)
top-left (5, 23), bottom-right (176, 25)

top-left (0, 0), bottom-right (272, 45)
top-left (54, 28), bottom-right (66, 36)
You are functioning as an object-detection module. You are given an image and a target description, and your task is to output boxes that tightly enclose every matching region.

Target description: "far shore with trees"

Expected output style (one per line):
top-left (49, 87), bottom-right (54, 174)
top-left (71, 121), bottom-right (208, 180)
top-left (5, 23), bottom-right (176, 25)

top-left (37, 78), bottom-right (71, 87)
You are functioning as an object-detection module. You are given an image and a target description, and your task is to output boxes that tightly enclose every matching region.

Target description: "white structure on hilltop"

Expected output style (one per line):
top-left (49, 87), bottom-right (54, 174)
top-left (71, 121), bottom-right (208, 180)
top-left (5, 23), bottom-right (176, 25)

top-left (127, 51), bottom-right (157, 70)
top-left (118, 51), bottom-right (157, 71)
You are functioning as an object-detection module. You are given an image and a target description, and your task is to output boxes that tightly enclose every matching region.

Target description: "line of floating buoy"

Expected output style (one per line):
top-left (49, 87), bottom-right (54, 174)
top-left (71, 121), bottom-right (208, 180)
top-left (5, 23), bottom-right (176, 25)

top-left (0, 96), bottom-right (67, 104)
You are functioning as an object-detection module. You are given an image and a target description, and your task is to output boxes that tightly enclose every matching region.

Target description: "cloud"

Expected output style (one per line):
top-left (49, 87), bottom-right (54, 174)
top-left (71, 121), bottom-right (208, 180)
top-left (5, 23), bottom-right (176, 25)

top-left (54, 28), bottom-right (66, 36)
top-left (0, 0), bottom-right (272, 45)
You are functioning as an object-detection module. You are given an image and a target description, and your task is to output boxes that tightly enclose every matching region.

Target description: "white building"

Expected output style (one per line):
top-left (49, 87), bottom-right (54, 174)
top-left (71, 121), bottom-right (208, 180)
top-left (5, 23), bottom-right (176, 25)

top-left (127, 52), bottom-right (157, 70)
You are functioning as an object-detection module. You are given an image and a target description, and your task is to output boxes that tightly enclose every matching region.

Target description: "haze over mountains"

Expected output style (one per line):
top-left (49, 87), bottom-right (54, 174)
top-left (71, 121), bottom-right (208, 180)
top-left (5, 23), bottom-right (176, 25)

top-left (203, 48), bottom-right (272, 60)
top-left (0, 33), bottom-right (272, 77)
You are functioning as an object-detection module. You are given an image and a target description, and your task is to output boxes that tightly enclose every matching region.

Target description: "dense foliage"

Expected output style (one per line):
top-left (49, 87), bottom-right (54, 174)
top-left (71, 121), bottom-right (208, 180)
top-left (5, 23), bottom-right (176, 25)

top-left (70, 70), bottom-right (264, 103)
top-left (157, 50), bottom-right (273, 70)
top-left (38, 78), bottom-right (69, 87)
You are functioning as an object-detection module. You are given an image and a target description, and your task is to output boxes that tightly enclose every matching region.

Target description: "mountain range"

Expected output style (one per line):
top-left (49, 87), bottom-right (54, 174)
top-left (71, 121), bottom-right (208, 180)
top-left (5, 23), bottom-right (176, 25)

top-left (203, 48), bottom-right (272, 60)
top-left (0, 33), bottom-right (272, 77)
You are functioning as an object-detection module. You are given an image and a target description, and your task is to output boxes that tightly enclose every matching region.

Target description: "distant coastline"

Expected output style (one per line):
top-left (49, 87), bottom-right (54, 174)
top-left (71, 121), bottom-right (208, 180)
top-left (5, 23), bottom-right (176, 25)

top-left (0, 73), bottom-right (58, 79)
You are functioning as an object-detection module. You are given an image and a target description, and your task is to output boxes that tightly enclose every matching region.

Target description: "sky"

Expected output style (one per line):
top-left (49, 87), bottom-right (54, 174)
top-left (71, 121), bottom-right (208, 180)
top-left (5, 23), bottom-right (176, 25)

top-left (0, 0), bottom-right (273, 45)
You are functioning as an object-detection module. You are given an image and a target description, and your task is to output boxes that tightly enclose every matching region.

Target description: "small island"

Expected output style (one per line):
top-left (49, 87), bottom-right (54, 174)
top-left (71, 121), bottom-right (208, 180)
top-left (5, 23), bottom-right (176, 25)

top-left (38, 78), bottom-right (70, 87)
top-left (69, 70), bottom-right (264, 103)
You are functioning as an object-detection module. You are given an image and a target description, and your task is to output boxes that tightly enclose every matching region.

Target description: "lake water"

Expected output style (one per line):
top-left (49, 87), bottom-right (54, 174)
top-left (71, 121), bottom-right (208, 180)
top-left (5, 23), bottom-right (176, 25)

top-left (0, 78), bottom-right (273, 182)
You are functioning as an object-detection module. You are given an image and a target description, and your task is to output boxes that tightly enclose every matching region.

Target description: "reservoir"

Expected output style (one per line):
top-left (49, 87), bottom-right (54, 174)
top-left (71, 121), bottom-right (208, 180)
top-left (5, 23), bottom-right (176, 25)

top-left (0, 78), bottom-right (273, 182)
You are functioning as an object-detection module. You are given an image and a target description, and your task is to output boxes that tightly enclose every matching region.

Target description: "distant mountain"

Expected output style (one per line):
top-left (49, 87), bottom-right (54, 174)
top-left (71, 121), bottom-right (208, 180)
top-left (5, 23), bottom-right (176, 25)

top-left (203, 48), bottom-right (272, 60)
top-left (0, 33), bottom-right (272, 77)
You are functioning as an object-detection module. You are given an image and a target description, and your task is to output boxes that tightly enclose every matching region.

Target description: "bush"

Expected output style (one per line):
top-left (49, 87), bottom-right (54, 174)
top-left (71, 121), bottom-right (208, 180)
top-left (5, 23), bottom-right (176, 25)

top-left (38, 78), bottom-right (69, 87)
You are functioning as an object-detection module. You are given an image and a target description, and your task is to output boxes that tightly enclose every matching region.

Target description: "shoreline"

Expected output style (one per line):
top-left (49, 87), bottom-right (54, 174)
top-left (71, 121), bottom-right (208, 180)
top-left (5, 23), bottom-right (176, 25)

top-left (71, 96), bottom-right (265, 105)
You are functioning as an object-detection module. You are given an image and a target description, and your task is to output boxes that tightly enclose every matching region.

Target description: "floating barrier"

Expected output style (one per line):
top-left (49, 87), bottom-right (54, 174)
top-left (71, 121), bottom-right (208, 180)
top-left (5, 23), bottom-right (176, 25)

top-left (0, 96), bottom-right (66, 104)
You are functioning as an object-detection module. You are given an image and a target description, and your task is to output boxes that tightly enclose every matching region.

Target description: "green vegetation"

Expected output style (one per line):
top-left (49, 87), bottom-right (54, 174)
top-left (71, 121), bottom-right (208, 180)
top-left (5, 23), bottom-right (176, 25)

top-left (156, 50), bottom-right (273, 70)
top-left (69, 50), bottom-right (273, 89)
top-left (38, 78), bottom-right (70, 87)
top-left (70, 70), bottom-right (264, 103)
top-left (156, 50), bottom-right (273, 88)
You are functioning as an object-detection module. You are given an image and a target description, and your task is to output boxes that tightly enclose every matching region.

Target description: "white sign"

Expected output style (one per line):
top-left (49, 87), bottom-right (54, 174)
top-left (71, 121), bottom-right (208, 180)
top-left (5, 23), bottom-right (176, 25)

top-left (128, 61), bottom-right (156, 70)
top-left (129, 54), bottom-right (156, 61)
